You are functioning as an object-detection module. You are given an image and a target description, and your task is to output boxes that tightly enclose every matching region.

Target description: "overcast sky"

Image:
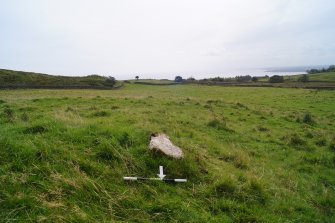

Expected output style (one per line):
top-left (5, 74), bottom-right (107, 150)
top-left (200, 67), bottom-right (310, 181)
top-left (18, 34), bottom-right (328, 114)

top-left (1, 0), bottom-right (334, 79)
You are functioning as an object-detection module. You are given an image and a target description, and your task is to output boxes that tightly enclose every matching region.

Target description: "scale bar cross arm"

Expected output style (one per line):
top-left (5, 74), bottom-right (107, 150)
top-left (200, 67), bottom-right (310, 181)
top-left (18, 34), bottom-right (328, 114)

top-left (123, 177), bottom-right (187, 183)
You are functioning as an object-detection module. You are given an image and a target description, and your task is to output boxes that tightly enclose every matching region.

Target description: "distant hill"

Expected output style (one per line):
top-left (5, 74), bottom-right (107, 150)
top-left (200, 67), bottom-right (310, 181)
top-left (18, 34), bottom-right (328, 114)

top-left (0, 69), bottom-right (119, 89)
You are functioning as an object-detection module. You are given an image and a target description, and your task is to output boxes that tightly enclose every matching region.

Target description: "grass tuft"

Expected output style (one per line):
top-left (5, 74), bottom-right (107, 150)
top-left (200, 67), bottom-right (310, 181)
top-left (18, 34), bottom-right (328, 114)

top-left (289, 134), bottom-right (306, 146)
top-left (65, 106), bottom-right (75, 112)
top-left (117, 132), bottom-right (134, 148)
top-left (23, 125), bottom-right (48, 134)
top-left (3, 106), bottom-right (14, 121)
top-left (213, 177), bottom-right (237, 197)
top-left (315, 138), bottom-right (327, 147)
top-left (92, 110), bottom-right (110, 117)
top-left (20, 112), bottom-right (29, 122)
top-left (207, 119), bottom-right (233, 132)
top-left (219, 151), bottom-right (249, 169)
top-left (329, 142), bottom-right (335, 152)
top-left (302, 112), bottom-right (315, 125)
top-left (258, 126), bottom-right (269, 132)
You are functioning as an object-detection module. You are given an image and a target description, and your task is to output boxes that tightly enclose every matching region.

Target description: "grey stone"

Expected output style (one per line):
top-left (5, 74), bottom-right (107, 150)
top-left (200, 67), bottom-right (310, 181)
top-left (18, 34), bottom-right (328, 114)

top-left (149, 133), bottom-right (184, 159)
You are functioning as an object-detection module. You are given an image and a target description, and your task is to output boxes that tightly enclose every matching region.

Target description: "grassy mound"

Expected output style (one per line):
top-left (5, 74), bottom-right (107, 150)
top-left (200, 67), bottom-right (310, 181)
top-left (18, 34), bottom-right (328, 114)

top-left (0, 69), bottom-right (118, 89)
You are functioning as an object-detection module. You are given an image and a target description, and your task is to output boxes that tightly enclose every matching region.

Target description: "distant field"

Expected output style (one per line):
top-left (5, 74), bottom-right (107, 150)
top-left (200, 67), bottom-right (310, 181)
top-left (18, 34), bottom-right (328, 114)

top-left (285, 72), bottom-right (335, 82)
top-left (0, 84), bottom-right (335, 222)
top-left (129, 79), bottom-right (176, 85)
top-left (309, 72), bottom-right (335, 81)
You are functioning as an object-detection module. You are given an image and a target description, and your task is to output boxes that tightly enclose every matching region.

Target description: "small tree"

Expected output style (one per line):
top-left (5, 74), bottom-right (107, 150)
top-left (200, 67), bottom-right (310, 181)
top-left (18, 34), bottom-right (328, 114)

top-left (105, 76), bottom-right (116, 86)
top-left (328, 65), bottom-right (335, 72)
top-left (298, 74), bottom-right (309, 82)
top-left (135, 76), bottom-right (139, 80)
top-left (175, 76), bottom-right (183, 82)
top-left (307, 69), bottom-right (319, 74)
top-left (251, 76), bottom-right (258, 82)
top-left (269, 75), bottom-right (284, 83)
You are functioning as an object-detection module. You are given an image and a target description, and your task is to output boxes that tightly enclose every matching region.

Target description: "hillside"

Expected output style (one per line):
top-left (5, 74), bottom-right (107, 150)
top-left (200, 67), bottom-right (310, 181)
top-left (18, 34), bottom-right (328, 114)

top-left (284, 72), bottom-right (335, 82)
top-left (0, 69), bottom-right (118, 89)
top-left (308, 72), bottom-right (335, 82)
top-left (1, 84), bottom-right (334, 222)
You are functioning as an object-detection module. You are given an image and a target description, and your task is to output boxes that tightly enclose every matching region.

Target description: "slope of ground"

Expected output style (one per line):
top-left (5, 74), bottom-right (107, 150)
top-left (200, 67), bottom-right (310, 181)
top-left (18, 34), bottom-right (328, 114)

top-left (283, 72), bottom-right (335, 82)
top-left (0, 84), bottom-right (334, 222)
top-left (308, 72), bottom-right (335, 81)
top-left (0, 69), bottom-right (118, 89)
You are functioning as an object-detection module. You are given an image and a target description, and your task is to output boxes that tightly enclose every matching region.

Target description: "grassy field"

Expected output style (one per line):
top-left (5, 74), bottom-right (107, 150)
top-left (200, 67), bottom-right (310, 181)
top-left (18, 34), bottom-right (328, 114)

top-left (308, 72), bottom-right (335, 82)
top-left (1, 84), bottom-right (335, 222)
top-left (284, 72), bottom-right (335, 82)
top-left (128, 79), bottom-right (175, 84)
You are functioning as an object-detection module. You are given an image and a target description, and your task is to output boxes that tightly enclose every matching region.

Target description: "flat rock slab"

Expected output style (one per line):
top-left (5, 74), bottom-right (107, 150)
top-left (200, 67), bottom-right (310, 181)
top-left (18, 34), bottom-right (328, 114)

top-left (149, 134), bottom-right (184, 159)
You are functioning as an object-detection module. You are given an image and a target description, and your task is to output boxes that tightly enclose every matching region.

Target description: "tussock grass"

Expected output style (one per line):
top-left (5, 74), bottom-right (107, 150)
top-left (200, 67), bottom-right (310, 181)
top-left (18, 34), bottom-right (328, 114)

top-left (258, 126), bottom-right (269, 132)
top-left (2, 106), bottom-right (14, 122)
top-left (20, 112), bottom-right (29, 122)
top-left (23, 125), bottom-right (48, 134)
top-left (91, 110), bottom-right (110, 117)
top-left (302, 112), bottom-right (315, 125)
top-left (207, 119), bottom-right (234, 132)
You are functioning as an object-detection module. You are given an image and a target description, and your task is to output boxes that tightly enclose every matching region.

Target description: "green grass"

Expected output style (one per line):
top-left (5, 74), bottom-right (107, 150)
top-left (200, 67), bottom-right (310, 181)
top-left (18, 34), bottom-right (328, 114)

top-left (308, 72), bottom-right (335, 82)
top-left (0, 84), bottom-right (335, 222)
top-left (127, 79), bottom-right (176, 85)
top-left (285, 72), bottom-right (335, 82)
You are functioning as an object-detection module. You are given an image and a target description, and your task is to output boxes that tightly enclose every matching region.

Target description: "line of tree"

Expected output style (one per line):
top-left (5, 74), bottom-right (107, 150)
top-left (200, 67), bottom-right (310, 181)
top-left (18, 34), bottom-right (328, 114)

top-left (269, 75), bottom-right (284, 83)
top-left (197, 75), bottom-right (260, 83)
top-left (306, 65), bottom-right (335, 74)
